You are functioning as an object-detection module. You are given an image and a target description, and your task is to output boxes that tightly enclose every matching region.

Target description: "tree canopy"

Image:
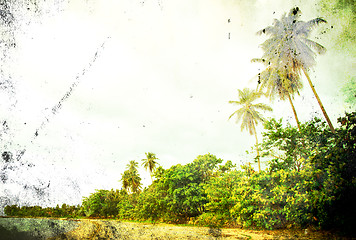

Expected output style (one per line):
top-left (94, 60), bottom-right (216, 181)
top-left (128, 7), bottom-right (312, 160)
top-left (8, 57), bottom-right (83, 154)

top-left (229, 88), bottom-right (272, 171)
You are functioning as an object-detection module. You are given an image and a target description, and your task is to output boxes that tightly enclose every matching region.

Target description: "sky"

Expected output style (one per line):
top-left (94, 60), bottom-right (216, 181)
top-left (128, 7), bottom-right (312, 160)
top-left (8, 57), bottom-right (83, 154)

top-left (0, 0), bottom-right (353, 209)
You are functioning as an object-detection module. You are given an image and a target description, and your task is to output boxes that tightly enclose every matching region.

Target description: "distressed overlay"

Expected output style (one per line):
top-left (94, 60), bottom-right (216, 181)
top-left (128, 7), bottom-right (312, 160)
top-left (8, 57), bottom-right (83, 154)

top-left (0, 0), bottom-right (355, 238)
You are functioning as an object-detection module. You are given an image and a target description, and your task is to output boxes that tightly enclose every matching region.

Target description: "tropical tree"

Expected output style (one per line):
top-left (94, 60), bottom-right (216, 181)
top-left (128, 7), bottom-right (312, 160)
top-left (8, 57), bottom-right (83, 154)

top-left (141, 152), bottom-right (159, 182)
top-left (121, 160), bottom-right (142, 193)
top-left (257, 7), bottom-right (335, 133)
top-left (253, 58), bottom-right (303, 131)
top-left (127, 160), bottom-right (139, 173)
top-left (229, 88), bottom-right (273, 172)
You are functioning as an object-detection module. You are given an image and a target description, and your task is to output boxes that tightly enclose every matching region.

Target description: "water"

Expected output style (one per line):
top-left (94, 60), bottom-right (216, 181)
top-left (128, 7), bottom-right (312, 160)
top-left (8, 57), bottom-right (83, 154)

top-left (0, 217), bottom-right (79, 240)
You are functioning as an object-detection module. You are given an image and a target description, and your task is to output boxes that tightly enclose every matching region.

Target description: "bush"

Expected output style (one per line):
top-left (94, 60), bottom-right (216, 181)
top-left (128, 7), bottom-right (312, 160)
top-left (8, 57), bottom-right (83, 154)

top-left (195, 212), bottom-right (234, 228)
top-left (308, 112), bottom-right (356, 235)
top-left (230, 169), bottom-right (312, 229)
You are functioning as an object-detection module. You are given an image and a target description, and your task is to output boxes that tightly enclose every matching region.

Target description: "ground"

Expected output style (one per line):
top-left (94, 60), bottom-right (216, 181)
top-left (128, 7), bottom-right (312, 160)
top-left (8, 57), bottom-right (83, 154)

top-left (47, 219), bottom-right (348, 240)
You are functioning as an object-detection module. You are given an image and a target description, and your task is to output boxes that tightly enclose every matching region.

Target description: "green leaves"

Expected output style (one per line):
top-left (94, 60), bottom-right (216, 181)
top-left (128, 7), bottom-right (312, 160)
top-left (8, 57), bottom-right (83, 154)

top-left (229, 88), bottom-right (272, 172)
top-left (4, 114), bottom-right (355, 235)
top-left (135, 153), bottom-right (225, 222)
top-left (307, 112), bottom-right (356, 233)
top-left (141, 152), bottom-right (159, 182)
top-left (121, 160), bottom-right (142, 193)
top-left (81, 189), bottom-right (124, 217)
top-left (229, 169), bottom-right (313, 229)
top-left (261, 117), bottom-right (333, 171)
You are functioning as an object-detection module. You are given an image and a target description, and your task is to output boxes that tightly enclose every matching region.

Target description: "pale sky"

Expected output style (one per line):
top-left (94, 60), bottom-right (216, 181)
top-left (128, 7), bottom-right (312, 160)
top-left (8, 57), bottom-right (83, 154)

top-left (0, 0), bottom-right (352, 208)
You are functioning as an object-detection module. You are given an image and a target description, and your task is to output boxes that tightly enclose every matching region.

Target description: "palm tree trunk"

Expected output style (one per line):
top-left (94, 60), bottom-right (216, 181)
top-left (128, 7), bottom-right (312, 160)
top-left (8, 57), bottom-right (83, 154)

top-left (302, 67), bottom-right (335, 133)
top-left (252, 122), bottom-right (261, 172)
top-left (287, 93), bottom-right (302, 132)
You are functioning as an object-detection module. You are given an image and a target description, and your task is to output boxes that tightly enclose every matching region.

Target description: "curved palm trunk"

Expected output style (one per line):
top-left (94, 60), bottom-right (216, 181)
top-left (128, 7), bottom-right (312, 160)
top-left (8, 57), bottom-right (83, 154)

top-left (287, 93), bottom-right (302, 132)
top-left (252, 122), bottom-right (261, 172)
top-left (302, 67), bottom-right (335, 133)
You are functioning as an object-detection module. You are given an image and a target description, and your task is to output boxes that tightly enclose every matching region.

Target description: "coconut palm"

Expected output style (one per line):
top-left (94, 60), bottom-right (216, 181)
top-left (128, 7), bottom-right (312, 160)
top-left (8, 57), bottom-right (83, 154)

top-left (127, 160), bottom-right (139, 173)
top-left (257, 7), bottom-right (335, 132)
top-left (229, 88), bottom-right (273, 172)
top-left (253, 58), bottom-right (303, 131)
top-left (141, 152), bottom-right (158, 182)
top-left (121, 160), bottom-right (142, 193)
top-left (121, 171), bottom-right (130, 191)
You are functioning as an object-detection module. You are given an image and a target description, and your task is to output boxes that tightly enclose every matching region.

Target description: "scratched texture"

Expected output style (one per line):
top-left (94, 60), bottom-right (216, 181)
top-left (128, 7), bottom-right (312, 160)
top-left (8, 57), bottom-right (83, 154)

top-left (0, 0), bottom-right (355, 238)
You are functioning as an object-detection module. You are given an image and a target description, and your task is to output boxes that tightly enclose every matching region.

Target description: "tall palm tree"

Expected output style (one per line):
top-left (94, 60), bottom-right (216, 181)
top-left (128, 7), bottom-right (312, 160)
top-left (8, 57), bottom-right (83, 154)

top-left (141, 152), bottom-right (158, 182)
top-left (252, 57), bottom-right (303, 131)
top-left (121, 160), bottom-right (142, 193)
top-left (257, 7), bottom-right (335, 133)
top-left (229, 88), bottom-right (273, 172)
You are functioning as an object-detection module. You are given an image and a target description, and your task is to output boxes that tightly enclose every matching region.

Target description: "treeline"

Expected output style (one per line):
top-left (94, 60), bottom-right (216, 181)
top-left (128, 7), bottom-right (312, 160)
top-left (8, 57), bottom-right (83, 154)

top-left (4, 112), bottom-right (355, 235)
top-left (4, 204), bottom-right (81, 218)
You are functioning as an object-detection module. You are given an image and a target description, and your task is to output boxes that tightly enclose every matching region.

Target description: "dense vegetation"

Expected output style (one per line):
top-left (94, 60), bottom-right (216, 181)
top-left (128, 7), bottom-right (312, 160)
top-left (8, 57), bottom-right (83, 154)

top-left (2, 5), bottom-right (355, 238)
top-left (4, 112), bottom-right (356, 236)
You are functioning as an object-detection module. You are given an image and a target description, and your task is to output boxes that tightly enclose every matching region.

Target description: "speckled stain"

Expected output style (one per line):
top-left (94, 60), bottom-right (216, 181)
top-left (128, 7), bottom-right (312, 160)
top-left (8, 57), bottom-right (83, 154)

top-left (0, 0), bottom-right (354, 238)
top-left (0, 0), bottom-right (106, 215)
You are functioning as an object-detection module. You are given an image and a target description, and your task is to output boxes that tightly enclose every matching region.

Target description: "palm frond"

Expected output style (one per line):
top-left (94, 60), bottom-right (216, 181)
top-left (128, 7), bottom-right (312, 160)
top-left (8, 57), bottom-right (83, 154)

top-left (254, 103), bottom-right (273, 112)
top-left (228, 100), bottom-right (242, 105)
top-left (304, 18), bottom-right (327, 30)
top-left (302, 38), bottom-right (326, 54)
top-left (294, 18), bottom-right (326, 37)
top-left (257, 25), bottom-right (278, 36)
top-left (251, 58), bottom-right (267, 64)
top-left (229, 88), bottom-right (271, 136)
top-left (229, 108), bottom-right (244, 123)
top-left (293, 38), bottom-right (317, 67)
top-left (251, 111), bottom-right (264, 125)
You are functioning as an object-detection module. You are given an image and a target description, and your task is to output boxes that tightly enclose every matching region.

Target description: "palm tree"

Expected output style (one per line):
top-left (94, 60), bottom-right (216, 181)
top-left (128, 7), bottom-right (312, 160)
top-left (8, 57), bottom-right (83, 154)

top-left (253, 58), bottom-right (303, 131)
top-left (121, 160), bottom-right (142, 193)
top-left (229, 88), bottom-right (273, 172)
top-left (141, 152), bottom-right (159, 182)
top-left (127, 160), bottom-right (139, 173)
top-left (257, 7), bottom-right (335, 133)
top-left (121, 171), bottom-right (130, 192)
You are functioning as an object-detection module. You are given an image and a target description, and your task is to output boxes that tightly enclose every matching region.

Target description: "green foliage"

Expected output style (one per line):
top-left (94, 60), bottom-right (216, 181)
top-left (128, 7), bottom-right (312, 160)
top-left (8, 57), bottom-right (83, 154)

top-left (189, 153), bottom-right (223, 182)
top-left (229, 88), bottom-right (273, 171)
top-left (204, 170), bottom-right (241, 218)
top-left (141, 152), bottom-right (159, 181)
top-left (135, 153), bottom-right (224, 222)
top-left (81, 189), bottom-right (132, 218)
top-left (82, 189), bottom-right (109, 217)
top-left (229, 88), bottom-right (273, 135)
top-left (218, 160), bottom-right (236, 174)
top-left (121, 160), bottom-right (142, 193)
top-left (4, 204), bottom-right (81, 218)
top-left (261, 117), bottom-right (333, 171)
top-left (308, 112), bottom-right (356, 234)
top-left (3, 116), bottom-right (355, 237)
top-left (117, 192), bottom-right (138, 220)
top-left (163, 154), bottom-right (222, 219)
top-left (152, 166), bottom-right (166, 180)
top-left (255, 112), bottom-right (356, 233)
top-left (195, 212), bottom-right (231, 228)
top-left (135, 184), bottom-right (166, 222)
top-left (230, 169), bottom-right (312, 229)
